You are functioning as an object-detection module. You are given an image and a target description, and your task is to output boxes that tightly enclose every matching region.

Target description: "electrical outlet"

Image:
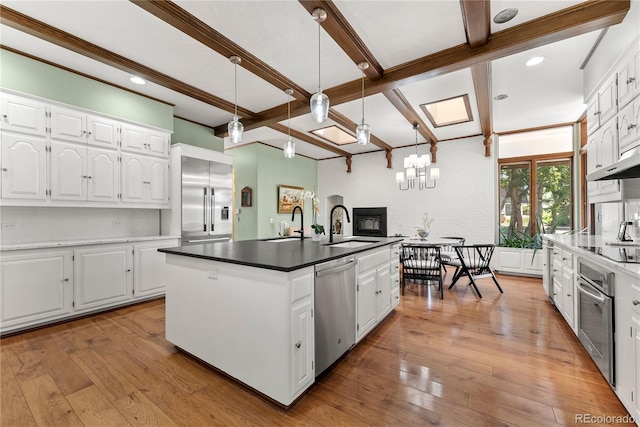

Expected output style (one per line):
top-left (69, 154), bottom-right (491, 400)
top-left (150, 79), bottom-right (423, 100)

top-left (1, 222), bottom-right (16, 229)
top-left (208, 269), bottom-right (218, 279)
top-left (112, 220), bottom-right (121, 226)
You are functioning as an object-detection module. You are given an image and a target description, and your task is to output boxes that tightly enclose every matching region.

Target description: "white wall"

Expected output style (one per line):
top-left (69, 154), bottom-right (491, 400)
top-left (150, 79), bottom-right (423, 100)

top-left (317, 135), bottom-right (496, 244)
top-left (0, 207), bottom-right (160, 246)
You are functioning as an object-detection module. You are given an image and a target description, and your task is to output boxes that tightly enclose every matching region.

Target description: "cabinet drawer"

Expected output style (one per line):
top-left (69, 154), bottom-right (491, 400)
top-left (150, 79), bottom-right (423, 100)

top-left (358, 248), bottom-right (390, 272)
top-left (390, 244), bottom-right (401, 260)
top-left (561, 249), bottom-right (573, 269)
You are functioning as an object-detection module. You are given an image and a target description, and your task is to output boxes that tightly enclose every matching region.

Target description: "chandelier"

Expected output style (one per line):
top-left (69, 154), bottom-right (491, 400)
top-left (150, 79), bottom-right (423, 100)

top-left (396, 124), bottom-right (440, 190)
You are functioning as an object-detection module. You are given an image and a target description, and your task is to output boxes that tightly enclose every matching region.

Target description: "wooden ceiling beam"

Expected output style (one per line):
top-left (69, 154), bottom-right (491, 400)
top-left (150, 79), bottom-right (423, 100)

top-left (0, 4), bottom-right (258, 120)
top-left (227, 0), bottom-right (630, 133)
top-left (460, 0), bottom-right (491, 49)
top-left (383, 90), bottom-right (437, 143)
top-left (130, 0), bottom-right (312, 103)
top-left (471, 62), bottom-right (493, 157)
top-left (297, 0), bottom-right (383, 81)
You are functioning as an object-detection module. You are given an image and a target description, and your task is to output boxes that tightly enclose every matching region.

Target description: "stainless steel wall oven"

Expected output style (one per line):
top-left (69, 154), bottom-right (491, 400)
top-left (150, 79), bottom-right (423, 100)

top-left (576, 257), bottom-right (615, 387)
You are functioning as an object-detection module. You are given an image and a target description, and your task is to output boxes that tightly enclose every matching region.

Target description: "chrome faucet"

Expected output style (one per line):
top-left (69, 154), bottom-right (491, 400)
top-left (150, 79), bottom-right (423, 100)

top-left (329, 205), bottom-right (351, 243)
top-left (291, 205), bottom-right (304, 240)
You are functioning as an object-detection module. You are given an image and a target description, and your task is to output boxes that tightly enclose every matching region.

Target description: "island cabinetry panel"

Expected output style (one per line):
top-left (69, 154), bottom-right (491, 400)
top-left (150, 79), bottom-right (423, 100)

top-left (164, 254), bottom-right (315, 407)
top-left (553, 247), bottom-right (576, 331)
top-left (356, 247), bottom-right (394, 342)
top-left (73, 245), bottom-right (133, 312)
top-left (615, 272), bottom-right (640, 422)
top-left (390, 244), bottom-right (401, 309)
top-left (0, 249), bottom-right (72, 331)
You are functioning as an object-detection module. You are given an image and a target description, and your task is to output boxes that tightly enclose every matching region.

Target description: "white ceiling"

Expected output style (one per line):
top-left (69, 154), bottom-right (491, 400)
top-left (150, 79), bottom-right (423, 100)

top-left (0, 0), bottom-right (614, 160)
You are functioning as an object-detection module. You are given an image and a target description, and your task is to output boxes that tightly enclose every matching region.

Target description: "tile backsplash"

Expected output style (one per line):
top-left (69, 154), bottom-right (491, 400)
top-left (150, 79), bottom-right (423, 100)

top-left (0, 207), bottom-right (160, 245)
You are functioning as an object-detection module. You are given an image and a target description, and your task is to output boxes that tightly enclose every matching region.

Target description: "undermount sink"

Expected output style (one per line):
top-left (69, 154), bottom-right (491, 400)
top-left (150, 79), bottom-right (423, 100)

top-left (264, 238), bottom-right (299, 243)
top-left (328, 240), bottom-right (378, 249)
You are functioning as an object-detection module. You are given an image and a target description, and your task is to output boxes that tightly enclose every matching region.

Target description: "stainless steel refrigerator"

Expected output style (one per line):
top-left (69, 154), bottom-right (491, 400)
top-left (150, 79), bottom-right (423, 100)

top-left (181, 155), bottom-right (232, 244)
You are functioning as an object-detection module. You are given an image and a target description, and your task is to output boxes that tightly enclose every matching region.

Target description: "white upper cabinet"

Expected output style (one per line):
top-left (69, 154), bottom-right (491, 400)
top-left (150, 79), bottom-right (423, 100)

top-left (617, 46), bottom-right (640, 109)
top-left (50, 106), bottom-right (119, 149)
top-left (121, 154), bottom-right (168, 205)
top-left (121, 123), bottom-right (169, 157)
top-left (0, 94), bottom-right (47, 137)
top-left (587, 75), bottom-right (618, 136)
top-left (618, 97), bottom-right (640, 153)
top-left (1, 134), bottom-right (47, 200)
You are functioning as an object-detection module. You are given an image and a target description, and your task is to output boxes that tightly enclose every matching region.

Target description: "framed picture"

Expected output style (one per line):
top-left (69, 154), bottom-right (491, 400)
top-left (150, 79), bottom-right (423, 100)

top-left (277, 184), bottom-right (304, 213)
top-left (241, 186), bottom-right (252, 207)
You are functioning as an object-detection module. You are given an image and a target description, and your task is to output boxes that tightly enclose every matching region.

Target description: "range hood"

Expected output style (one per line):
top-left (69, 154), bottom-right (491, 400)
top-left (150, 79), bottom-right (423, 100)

top-left (587, 145), bottom-right (640, 181)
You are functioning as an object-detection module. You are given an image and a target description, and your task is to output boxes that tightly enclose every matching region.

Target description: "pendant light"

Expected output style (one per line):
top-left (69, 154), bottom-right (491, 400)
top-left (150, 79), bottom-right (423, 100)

top-left (310, 8), bottom-right (329, 123)
top-left (284, 89), bottom-right (295, 158)
top-left (356, 62), bottom-right (370, 145)
top-left (228, 55), bottom-right (243, 144)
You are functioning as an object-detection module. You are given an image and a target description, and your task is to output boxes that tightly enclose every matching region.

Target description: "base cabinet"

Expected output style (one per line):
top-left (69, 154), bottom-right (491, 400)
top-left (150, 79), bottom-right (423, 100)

top-left (0, 238), bottom-right (178, 334)
top-left (0, 250), bottom-right (72, 330)
top-left (73, 245), bottom-right (133, 312)
top-left (494, 247), bottom-right (543, 277)
top-left (356, 245), bottom-right (399, 342)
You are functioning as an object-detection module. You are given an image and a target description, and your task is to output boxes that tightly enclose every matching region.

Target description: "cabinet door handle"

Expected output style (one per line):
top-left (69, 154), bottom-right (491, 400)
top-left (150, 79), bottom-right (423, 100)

top-left (126, 269), bottom-right (131, 272)
top-left (633, 300), bottom-right (639, 306)
top-left (86, 175), bottom-right (92, 179)
top-left (628, 124), bottom-right (637, 131)
top-left (295, 342), bottom-right (301, 349)
top-left (594, 111), bottom-right (601, 116)
top-left (628, 77), bottom-right (636, 84)
top-left (1, 168), bottom-right (7, 172)
top-left (63, 278), bottom-right (69, 282)
top-left (2, 114), bottom-right (7, 118)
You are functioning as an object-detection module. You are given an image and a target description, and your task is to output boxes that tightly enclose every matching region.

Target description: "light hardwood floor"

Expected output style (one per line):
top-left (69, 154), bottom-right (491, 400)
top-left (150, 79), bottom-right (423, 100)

top-left (1, 274), bottom-right (632, 426)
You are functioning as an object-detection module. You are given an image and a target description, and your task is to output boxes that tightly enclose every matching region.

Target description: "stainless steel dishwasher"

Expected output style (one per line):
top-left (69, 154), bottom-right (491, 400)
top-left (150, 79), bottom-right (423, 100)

top-left (314, 256), bottom-right (356, 376)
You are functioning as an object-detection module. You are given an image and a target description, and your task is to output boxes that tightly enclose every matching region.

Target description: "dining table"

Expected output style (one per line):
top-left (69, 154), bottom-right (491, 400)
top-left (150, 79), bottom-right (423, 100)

top-left (400, 237), bottom-right (462, 246)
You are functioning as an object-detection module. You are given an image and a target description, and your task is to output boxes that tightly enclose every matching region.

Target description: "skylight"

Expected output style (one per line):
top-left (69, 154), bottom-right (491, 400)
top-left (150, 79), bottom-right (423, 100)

top-left (311, 125), bottom-right (356, 145)
top-left (420, 94), bottom-right (472, 128)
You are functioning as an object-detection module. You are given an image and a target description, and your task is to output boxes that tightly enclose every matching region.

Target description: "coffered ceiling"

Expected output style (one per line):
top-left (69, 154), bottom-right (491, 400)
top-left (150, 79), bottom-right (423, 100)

top-left (0, 1), bottom-right (630, 164)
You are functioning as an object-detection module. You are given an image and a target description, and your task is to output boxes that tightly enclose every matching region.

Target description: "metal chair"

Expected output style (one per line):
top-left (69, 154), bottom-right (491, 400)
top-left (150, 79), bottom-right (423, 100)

top-left (447, 244), bottom-right (503, 298)
top-left (439, 236), bottom-right (465, 278)
top-left (401, 245), bottom-right (443, 299)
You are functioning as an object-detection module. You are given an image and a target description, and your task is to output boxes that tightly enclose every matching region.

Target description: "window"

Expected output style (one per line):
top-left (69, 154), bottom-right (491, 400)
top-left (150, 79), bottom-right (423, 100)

top-left (498, 127), bottom-right (574, 243)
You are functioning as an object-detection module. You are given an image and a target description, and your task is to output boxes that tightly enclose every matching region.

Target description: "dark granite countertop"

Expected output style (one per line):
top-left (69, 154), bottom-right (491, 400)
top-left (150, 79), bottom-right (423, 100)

top-left (159, 236), bottom-right (403, 272)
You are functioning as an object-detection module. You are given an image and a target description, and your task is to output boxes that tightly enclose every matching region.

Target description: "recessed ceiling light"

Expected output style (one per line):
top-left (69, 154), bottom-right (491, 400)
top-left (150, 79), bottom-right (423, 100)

top-left (525, 56), bottom-right (545, 67)
top-left (130, 76), bottom-right (146, 85)
top-left (494, 94), bottom-right (508, 101)
top-left (493, 8), bottom-right (518, 24)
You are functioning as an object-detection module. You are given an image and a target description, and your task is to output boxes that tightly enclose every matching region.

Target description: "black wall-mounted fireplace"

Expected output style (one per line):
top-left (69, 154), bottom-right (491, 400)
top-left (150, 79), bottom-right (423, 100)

top-left (352, 207), bottom-right (387, 237)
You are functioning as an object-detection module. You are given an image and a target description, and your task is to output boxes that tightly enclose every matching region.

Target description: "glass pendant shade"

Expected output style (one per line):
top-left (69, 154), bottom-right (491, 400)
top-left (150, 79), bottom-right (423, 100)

top-left (284, 137), bottom-right (295, 158)
top-left (395, 172), bottom-right (405, 183)
top-left (430, 168), bottom-right (440, 180)
top-left (228, 116), bottom-right (243, 144)
top-left (310, 91), bottom-right (329, 123)
top-left (356, 121), bottom-right (370, 145)
top-left (406, 167), bottom-right (417, 179)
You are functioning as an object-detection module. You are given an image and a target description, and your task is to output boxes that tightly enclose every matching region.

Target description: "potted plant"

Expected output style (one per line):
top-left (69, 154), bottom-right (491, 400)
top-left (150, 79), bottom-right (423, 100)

top-left (311, 224), bottom-right (325, 241)
top-left (305, 190), bottom-right (324, 241)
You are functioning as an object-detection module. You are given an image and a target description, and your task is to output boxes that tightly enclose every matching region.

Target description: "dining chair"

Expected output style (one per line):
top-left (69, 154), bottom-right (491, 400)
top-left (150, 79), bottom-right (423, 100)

top-left (401, 244), bottom-right (443, 299)
top-left (447, 244), bottom-right (503, 298)
top-left (439, 236), bottom-right (465, 278)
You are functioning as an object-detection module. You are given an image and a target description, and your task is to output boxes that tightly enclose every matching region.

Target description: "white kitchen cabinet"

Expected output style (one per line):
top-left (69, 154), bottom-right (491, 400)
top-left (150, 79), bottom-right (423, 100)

top-left (560, 266), bottom-right (575, 328)
top-left (0, 93), bottom-right (47, 137)
top-left (614, 273), bottom-right (640, 422)
top-left (0, 249), bottom-right (72, 333)
top-left (121, 154), bottom-right (169, 205)
top-left (617, 45), bottom-right (640, 109)
top-left (0, 134), bottom-right (47, 200)
top-left (121, 123), bottom-right (169, 157)
top-left (290, 298), bottom-right (313, 397)
top-left (73, 245), bottom-right (133, 312)
top-left (50, 106), bottom-right (119, 149)
top-left (586, 118), bottom-right (620, 199)
top-left (493, 247), bottom-right (543, 277)
top-left (356, 269), bottom-right (377, 340)
top-left (390, 245), bottom-right (401, 309)
top-left (132, 239), bottom-right (179, 298)
top-left (356, 247), bottom-right (395, 341)
top-left (50, 141), bottom-right (119, 202)
top-left (618, 97), bottom-right (640, 153)
top-left (552, 247), bottom-right (576, 331)
top-left (586, 75), bottom-right (617, 136)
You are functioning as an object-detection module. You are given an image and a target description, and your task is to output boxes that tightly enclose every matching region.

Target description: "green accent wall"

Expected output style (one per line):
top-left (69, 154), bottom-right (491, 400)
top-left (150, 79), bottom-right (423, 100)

top-left (0, 49), bottom-right (173, 130)
top-left (172, 117), bottom-right (224, 152)
top-left (229, 144), bottom-right (318, 240)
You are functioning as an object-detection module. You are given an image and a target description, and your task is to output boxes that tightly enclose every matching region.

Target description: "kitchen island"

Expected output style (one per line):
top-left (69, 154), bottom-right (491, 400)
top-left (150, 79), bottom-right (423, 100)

top-left (159, 236), bottom-right (402, 407)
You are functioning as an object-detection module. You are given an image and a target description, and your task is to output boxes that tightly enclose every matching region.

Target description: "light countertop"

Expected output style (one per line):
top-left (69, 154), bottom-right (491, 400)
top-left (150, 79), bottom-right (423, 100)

top-left (542, 234), bottom-right (640, 279)
top-left (1, 235), bottom-right (181, 251)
